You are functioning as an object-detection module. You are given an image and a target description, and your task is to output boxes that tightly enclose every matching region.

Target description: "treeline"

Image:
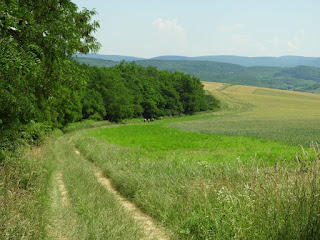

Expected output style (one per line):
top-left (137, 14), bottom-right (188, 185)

top-left (274, 65), bottom-right (320, 81)
top-left (81, 62), bottom-right (219, 122)
top-left (78, 57), bottom-right (320, 93)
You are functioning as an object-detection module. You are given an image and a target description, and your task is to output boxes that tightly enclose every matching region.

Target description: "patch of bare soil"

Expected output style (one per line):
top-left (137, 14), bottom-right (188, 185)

top-left (56, 173), bottom-right (70, 207)
top-left (94, 168), bottom-right (170, 240)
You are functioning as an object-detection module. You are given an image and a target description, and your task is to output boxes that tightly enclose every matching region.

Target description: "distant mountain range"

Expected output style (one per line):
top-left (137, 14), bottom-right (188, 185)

top-left (76, 54), bottom-right (320, 68)
top-left (75, 54), bottom-right (320, 94)
top-left (76, 54), bottom-right (145, 62)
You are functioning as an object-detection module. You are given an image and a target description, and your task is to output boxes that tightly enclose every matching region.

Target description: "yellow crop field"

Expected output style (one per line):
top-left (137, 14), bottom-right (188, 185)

top-left (174, 82), bottom-right (320, 145)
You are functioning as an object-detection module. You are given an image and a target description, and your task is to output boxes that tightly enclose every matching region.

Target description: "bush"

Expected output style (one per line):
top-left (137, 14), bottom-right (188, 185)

top-left (0, 122), bottom-right (52, 152)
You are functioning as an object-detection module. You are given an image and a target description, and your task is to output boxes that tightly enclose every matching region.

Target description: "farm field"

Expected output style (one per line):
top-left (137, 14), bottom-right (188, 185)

top-left (172, 82), bottom-right (320, 146)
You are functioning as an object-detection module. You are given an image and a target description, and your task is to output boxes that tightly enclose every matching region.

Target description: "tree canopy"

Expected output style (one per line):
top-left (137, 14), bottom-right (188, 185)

top-left (0, 0), bottom-right (100, 149)
top-left (81, 62), bottom-right (219, 122)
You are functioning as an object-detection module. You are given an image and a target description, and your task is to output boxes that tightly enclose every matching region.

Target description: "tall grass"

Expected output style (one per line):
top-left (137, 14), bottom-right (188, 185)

top-left (74, 125), bottom-right (320, 239)
top-left (62, 119), bottom-right (111, 134)
top-left (0, 130), bottom-right (59, 239)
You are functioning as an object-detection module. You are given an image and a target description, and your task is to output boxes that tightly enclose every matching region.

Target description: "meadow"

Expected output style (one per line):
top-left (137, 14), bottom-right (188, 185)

top-left (73, 123), bottom-right (319, 239)
top-left (69, 84), bottom-right (320, 239)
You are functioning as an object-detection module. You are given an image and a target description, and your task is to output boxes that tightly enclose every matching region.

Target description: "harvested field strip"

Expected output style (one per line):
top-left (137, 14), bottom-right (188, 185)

top-left (172, 82), bottom-right (320, 146)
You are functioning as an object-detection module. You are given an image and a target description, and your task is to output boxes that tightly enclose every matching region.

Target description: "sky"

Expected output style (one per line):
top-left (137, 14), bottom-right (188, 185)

top-left (73, 0), bottom-right (320, 58)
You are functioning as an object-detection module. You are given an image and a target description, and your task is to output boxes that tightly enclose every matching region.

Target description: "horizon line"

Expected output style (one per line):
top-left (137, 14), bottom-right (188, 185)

top-left (81, 53), bottom-right (320, 59)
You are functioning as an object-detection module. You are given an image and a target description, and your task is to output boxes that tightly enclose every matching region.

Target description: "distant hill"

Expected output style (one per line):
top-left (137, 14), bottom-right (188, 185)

top-left (136, 60), bottom-right (320, 92)
top-left (76, 56), bottom-right (320, 94)
top-left (77, 53), bottom-right (320, 67)
top-left (151, 55), bottom-right (320, 68)
top-left (76, 57), bottom-right (118, 67)
top-left (152, 56), bottom-right (194, 61)
top-left (76, 54), bottom-right (145, 62)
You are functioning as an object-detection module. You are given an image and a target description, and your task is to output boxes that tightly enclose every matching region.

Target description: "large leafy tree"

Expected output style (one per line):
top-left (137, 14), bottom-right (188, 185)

top-left (0, 0), bottom-right (100, 131)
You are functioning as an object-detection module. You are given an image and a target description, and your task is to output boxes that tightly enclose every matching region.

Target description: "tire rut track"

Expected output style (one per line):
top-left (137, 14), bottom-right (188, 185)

top-left (48, 136), bottom-right (79, 240)
top-left (56, 173), bottom-right (70, 207)
top-left (75, 149), bottom-right (170, 240)
top-left (48, 172), bottom-right (73, 240)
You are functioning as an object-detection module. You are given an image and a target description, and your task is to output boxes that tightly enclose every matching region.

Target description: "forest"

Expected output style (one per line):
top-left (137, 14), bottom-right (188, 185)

top-left (81, 62), bottom-right (218, 122)
top-left (0, 0), bottom-right (217, 154)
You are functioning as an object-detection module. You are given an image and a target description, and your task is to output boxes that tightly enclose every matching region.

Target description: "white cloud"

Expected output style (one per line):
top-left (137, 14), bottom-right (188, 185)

top-left (151, 18), bottom-right (188, 54)
top-left (153, 18), bottom-right (186, 38)
top-left (219, 24), bottom-right (244, 32)
top-left (255, 41), bottom-right (266, 52)
top-left (288, 41), bottom-right (297, 50)
top-left (230, 34), bottom-right (268, 54)
top-left (272, 37), bottom-right (279, 46)
top-left (288, 35), bottom-right (300, 51)
top-left (269, 37), bottom-right (280, 55)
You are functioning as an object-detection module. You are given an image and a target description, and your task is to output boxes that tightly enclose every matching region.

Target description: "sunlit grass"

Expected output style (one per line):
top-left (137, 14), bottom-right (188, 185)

top-left (4, 81), bottom-right (320, 239)
top-left (0, 131), bottom-right (61, 239)
top-left (90, 122), bottom-right (303, 165)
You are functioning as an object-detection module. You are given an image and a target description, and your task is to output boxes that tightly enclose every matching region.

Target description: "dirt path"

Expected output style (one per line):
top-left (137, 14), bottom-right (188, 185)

top-left (50, 134), bottom-right (170, 240)
top-left (47, 137), bottom-right (80, 240)
top-left (94, 167), bottom-right (170, 240)
top-left (56, 173), bottom-right (70, 207)
top-left (47, 172), bottom-right (72, 240)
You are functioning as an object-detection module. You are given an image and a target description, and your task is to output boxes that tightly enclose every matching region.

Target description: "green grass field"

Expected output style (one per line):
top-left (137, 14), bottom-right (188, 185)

top-left (74, 121), bottom-right (320, 239)
top-left (89, 123), bottom-right (303, 165)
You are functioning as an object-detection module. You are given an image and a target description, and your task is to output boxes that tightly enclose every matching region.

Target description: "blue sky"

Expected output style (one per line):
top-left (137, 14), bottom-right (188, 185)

top-left (73, 0), bottom-right (319, 58)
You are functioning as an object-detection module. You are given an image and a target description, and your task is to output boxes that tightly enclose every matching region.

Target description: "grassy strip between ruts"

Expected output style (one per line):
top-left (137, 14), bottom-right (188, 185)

top-left (74, 122), bottom-right (320, 240)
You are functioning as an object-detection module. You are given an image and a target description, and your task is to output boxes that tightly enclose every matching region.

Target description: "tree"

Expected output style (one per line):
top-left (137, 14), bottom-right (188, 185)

top-left (0, 0), bottom-right (100, 125)
top-left (0, 0), bottom-right (100, 148)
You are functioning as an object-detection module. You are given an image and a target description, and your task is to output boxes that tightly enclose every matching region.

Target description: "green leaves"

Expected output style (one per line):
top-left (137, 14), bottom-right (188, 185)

top-left (81, 62), bottom-right (218, 122)
top-left (0, 0), bottom-right (100, 148)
